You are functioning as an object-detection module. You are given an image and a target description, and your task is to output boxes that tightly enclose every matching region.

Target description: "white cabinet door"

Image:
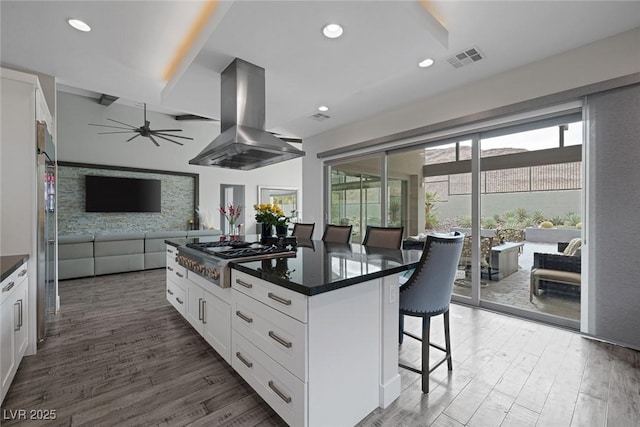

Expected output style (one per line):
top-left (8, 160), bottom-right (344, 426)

top-left (202, 290), bottom-right (231, 363)
top-left (13, 280), bottom-right (28, 361)
top-left (184, 281), bottom-right (204, 333)
top-left (0, 294), bottom-right (17, 402)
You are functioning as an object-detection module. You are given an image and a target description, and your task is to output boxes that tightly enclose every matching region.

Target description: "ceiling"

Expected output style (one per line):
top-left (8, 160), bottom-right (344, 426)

top-left (2, 1), bottom-right (640, 140)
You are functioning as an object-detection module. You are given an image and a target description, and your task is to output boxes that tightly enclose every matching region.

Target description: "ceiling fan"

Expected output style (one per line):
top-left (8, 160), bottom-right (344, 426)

top-left (89, 103), bottom-right (193, 147)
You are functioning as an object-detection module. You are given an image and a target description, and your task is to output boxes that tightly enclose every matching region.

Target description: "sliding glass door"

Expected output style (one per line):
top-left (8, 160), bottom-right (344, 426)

top-left (329, 156), bottom-right (383, 243)
top-left (325, 110), bottom-right (584, 329)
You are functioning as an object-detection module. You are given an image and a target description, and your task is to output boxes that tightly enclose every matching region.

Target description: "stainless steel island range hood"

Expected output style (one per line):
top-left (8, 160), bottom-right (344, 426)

top-left (189, 58), bottom-right (305, 170)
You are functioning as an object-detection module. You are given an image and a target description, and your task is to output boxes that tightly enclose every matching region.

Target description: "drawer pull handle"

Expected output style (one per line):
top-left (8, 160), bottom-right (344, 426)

top-left (17, 299), bottom-right (23, 329)
top-left (202, 300), bottom-right (207, 324)
top-left (167, 289), bottom-right (174, 295)
top-left (236, 352), bottom-right (253, 368)
top-left (2, 282), bottom-right (15, 293)
top-left (236, 279), bottom-right (253, 289)
top-left (18, 269), bottom-right (27, 277)
top-left (268, 331), bottom-right (292, 348)
top-left (176, 272), bottom-right (184, 278)
top-left (167, 266), bottom-right (174, 271)
top-left (268, 292), bottom-right (291, 306)
top-left (168, 249), bottom-right (174, 254)
top-left (236, 311), bottom-right (253, 323)
top-left (176, 297), bottom-right (184, 305)
top-left (268, 380), bottom-right (292, 403)
top-left (198, 298), bottom-right (203, 320)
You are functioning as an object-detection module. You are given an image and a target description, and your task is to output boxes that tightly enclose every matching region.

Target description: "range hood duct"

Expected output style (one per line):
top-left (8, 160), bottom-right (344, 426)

top-left (189, 58), bottom-right (305, 170)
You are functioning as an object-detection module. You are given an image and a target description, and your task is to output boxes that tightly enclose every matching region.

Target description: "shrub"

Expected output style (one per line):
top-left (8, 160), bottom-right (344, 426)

top-left (516, 208), bottom-right (529, 222)
top-left (522, 218), bottom-right (535, 228)
top-left (504, 218), bottom-right (520, 229)
top-left (504, 210), bottom-right (517, 220)
top-left (540, 221), bottom-right (554, 229)
top-left (565, 211), bottom-right (581, 227)
top-left (459, 215), bottom-right (472, 228)
top-left (482, 217), bottom-right (497, 229)
top-left (550, 215), bottom-right (564, 226)
top-left (532, 210), bottom-right (545, 224)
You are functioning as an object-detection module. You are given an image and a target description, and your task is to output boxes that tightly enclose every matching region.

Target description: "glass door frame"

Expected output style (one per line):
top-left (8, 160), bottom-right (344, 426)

top-left (323, 125), bottom-right (582, 330)
top-left (324, 153), bottom-right (388, 242)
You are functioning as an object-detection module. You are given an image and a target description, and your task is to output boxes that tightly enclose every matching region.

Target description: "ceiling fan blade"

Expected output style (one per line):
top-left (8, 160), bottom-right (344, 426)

top-left (126, 134), bottom-right (142, 142)
top-left (106, 118), bottom-right (138, 128)
top-left (152, 131), bottom-right (193, 140)
top-left (148, 135), bottom-right (161, 147)
top-left (97, 131), bottom-right (137, 135)
top-left (153, 134), bottom-right (184, 146)
top-left (88, 123), bottom-right (136, 130)
top-left (151, 128), bottom-right (183, 132)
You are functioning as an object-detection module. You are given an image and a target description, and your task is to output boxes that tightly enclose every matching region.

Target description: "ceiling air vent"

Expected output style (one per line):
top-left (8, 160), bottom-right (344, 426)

top-left (446, 47), bottom-right (485, 69)
top-left (310, 113), bottom-right (331, 122)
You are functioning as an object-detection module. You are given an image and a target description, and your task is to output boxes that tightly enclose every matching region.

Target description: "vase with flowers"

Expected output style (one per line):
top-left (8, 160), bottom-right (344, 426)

top-left (219, 204), bottom-right (242, 239)
top-left (254, 203), bottom-right (285, 242)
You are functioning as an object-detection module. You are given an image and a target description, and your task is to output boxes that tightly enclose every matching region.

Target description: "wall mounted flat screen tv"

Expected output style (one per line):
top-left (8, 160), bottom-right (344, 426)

top-left (85, 175), bottom-right (161, 212)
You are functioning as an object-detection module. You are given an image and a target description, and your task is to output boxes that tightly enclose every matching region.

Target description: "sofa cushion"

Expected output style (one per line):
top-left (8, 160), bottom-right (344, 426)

top-left (94, 233), bottom-right (145, 257)
top-left (94, 232), bottom-right (146, 242)
top-left (59, 242), bottom-right (94, 260)
top-left (59, 258), bottom-right (94, 280)
top-left (58, 234), bottom-right (94, 244)
top-left (95, 254), bottom-right (144, 275)
top-left (145, 231), bottom-right (187, 253)
top-left (145, 231), bottom-right (187, 239)
top-left (187, 230), bottom-right (222, 237)
top-left (563, 238), bottom-right (582, 256)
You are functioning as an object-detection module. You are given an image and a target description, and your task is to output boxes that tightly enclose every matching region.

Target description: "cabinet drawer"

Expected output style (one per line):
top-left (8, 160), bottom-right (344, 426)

top-left (232, 330), bottom-right (306, 427)
top-left (166, 246), bottom-right (178, 259)
top-left (166, 280), bottom-right (186, 316)
top-left (1, 262), bottom-right (27, 305)
top-left (166, 263), bottom-right (187, 287)
top-left (233, 289), bottom-right (307, 381)
top-left (232, 270), bottom-right (308, 323)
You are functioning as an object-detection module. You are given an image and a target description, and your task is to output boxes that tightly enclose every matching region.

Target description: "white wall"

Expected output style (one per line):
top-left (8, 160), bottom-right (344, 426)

top-left (57, 92), bottom-right (302, 233)
top-left (303, 28), bottom-right (640, 230)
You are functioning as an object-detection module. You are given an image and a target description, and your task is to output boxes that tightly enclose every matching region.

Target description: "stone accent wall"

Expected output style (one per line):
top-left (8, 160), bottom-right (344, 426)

top-left (58, 165), bottom-right (195, 235)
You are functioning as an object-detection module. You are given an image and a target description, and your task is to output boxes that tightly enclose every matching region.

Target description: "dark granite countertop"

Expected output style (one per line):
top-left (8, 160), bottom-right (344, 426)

top-left (1, 254), bottom-right (29, 282)
top-left (164, 236), bottom-right (422, 296)
top-left (231, 240), bottom-right (421, 296)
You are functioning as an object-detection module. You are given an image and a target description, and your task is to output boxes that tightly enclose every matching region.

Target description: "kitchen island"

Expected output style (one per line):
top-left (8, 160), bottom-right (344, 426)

top-left (165, 238), bottom-right (421, 426)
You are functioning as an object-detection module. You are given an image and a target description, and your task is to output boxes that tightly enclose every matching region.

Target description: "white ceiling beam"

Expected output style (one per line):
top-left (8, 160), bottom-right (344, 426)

top-left (161, 0), bottom-right (235, 103)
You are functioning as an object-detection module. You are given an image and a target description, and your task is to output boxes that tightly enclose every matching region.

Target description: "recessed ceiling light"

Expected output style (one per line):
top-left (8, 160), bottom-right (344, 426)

top-left (67, 18), bottom-right (91, 32)
top-left (322, 24), bottom-right (343, 39)
top-left (318, 105), bottom-right (329, 112)
top-left (418, 58), bottom-right (435, 68)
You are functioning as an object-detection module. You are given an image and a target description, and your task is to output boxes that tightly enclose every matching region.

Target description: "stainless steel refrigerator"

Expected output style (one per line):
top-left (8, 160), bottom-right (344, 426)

top-left (36, 121), bottom-right (56, 343)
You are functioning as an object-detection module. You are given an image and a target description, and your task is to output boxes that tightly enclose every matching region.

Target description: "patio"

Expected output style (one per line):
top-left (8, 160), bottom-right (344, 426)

top-left (452, 242), bottom-right (580, 321)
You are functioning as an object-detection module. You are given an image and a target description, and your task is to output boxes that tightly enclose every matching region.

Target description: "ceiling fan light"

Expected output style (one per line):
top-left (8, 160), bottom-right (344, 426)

top-left (67, 18), bottom-right (91, 32)
top-left (322, 24), bottom-right (343, 39)
top-left (318, 105), bottom-right (329, 112)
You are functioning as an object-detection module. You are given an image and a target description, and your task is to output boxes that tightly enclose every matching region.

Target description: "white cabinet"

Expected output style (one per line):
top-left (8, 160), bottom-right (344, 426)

top-left (166, 247), bottom-right (187, 316)
top-left (1, 262), bottom-right (29, 403)
top-left (230, 269), bottom-right (385, 427)
top-left (165, 245), bottom-right (231, 364)
top-left (184, 279), bottom-right (231, 363)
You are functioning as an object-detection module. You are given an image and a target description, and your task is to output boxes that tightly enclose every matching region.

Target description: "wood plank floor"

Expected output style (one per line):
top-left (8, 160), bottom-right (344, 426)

top-left (2, 269), bottom-right (639, 426)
